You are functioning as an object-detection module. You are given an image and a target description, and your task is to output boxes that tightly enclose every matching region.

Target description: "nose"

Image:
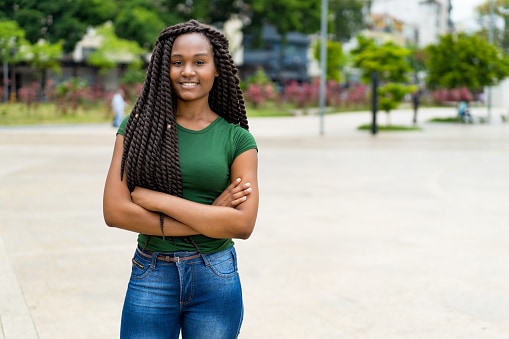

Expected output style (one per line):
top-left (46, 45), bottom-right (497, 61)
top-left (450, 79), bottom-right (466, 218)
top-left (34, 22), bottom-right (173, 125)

top-left (181, 64), bottom-right (195, 76)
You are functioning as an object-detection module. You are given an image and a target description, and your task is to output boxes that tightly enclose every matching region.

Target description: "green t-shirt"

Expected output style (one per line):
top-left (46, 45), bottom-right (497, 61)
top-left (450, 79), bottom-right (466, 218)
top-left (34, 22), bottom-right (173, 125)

top-left (117, 115), bottom-right (257, 254)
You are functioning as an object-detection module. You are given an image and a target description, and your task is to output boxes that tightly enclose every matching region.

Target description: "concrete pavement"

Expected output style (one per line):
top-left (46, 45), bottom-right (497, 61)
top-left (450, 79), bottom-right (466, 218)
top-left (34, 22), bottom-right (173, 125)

top-left (1, 107), bottom-right (509, 338)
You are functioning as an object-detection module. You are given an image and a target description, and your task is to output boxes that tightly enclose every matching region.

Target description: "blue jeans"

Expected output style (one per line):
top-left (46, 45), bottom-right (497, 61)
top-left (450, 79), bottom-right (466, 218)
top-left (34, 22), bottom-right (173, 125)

top-left (113, 111), bottom-right (124, 128)
top-left (120, 245), bottom-right (243, 339)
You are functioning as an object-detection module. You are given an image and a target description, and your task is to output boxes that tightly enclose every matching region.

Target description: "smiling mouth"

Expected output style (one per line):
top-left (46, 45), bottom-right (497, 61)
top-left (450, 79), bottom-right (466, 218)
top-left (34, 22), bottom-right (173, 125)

top-left (180, 82), bottom-right (199, 88)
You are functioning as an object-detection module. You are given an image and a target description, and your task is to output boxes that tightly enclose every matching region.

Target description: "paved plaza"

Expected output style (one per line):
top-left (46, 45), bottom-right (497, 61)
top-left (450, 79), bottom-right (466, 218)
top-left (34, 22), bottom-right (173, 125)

top-left (1, 107), bottom-right (509, 338)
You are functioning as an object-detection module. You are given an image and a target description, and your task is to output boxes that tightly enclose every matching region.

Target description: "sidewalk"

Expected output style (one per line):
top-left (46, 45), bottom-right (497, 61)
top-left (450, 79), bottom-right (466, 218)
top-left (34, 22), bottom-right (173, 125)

top-left (1, 107), bottom-right (509, 338)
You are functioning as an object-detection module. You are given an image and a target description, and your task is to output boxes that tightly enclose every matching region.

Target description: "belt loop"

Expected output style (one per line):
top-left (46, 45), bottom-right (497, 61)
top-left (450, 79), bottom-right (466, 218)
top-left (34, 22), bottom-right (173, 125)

top-left (150, 250), bottom-right (158, 268)
top-left (200, 252), bottom-right (210, 267)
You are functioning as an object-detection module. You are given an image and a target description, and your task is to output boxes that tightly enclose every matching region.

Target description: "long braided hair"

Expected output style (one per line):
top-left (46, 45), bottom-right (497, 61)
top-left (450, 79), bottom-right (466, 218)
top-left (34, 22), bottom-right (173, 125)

top-left (120, 20), bottom-right (249, 197)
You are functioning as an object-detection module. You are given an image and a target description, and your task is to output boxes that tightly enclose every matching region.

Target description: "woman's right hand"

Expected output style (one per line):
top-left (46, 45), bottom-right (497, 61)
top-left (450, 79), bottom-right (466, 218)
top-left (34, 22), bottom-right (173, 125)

top-left (212, 178), bottom-right (252, 208)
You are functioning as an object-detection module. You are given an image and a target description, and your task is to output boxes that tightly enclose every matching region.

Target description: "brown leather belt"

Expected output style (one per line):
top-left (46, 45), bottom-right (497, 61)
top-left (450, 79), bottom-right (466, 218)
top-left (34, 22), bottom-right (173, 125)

top-left (136, 247), bottom-right (201, 263)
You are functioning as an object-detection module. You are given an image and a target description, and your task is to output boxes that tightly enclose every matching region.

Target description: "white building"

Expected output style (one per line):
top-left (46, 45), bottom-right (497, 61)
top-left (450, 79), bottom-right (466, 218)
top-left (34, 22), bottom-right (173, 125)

top-left (370, 0), bottom-right (451, 47)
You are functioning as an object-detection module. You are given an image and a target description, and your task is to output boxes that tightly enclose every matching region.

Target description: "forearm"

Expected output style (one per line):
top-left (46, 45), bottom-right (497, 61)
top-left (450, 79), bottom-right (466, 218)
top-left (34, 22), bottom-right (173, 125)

top-left (102, 135), bottom-right (199, 237)
top-left (148, 192), bottom-right (257, 239)
top-left (103, 199), bottom-right (200, 236)
top-left (130, 149), bottom-right (259, 239)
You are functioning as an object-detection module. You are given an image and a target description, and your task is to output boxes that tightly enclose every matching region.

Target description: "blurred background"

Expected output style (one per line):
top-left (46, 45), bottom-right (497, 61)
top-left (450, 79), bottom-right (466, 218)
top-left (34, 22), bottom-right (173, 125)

top-left (1, 0), bottom-right (509, 126)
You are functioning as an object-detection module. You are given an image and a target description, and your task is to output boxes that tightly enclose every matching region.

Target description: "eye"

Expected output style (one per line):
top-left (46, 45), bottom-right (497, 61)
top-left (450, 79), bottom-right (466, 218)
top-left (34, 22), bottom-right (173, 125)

top-left (172, 60), bottom-right (183, 66)
top-left (195, 60), bottom-right (205, 66)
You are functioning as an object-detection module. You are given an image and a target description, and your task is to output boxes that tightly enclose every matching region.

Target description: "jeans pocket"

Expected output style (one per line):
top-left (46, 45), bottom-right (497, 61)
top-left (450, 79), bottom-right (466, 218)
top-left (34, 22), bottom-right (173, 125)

top-left (130, 252), bottom-right (153, 279)
top-left (206, 248), bottom-right (238, 278)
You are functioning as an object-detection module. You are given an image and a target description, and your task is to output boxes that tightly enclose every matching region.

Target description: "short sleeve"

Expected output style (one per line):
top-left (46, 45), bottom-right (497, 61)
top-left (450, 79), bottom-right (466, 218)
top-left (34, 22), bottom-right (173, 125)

top-left (232, 125), bottom-right (258, 158)
top-left (116, 115), bottom-right (129, 136)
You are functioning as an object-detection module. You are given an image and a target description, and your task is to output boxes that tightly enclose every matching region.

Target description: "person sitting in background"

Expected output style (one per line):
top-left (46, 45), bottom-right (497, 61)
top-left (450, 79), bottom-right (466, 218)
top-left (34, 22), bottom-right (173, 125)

top-left (458, 100), bottom-right (473, 123)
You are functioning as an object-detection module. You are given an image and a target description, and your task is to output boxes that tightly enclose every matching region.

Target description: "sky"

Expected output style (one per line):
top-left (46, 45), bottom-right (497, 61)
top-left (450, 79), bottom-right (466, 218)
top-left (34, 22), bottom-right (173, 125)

top-left (451, 0), bottom-right (485, 24)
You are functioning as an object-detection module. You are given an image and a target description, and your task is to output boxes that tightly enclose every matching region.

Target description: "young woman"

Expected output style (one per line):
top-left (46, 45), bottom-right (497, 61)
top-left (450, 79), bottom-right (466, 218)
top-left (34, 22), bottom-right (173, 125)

top-left (103, 20), bottom-right (259, 338)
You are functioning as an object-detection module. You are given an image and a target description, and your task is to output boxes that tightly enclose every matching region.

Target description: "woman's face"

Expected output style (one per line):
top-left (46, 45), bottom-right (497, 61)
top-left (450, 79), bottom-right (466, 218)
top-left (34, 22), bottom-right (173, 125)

top-left (169, 33), bottom-right (218, 103)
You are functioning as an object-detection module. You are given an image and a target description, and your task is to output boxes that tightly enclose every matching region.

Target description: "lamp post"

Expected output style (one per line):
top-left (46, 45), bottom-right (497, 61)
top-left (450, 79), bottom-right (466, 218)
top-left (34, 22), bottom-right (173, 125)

top-left (2, 38), bottom-right (17, 103)
top-left (2, 58), bottom-right (7, 102)
top-left (487, 0), bottom-right (494, 124)
top-left (371, 71), bottom-right (378, 135)
top-left (319, 0), bottom-right (328, 136)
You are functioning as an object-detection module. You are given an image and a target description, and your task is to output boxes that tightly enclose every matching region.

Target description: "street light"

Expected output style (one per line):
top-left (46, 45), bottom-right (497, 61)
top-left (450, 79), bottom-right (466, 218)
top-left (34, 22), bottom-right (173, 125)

top-left (483, 0), bottom-right (495, 123)
top-left (319, 0), bottom-right (328, 136)
top-left (2, 37), bottom-right (17, 103)
top-left (3, 57), bottom-right (7, 102)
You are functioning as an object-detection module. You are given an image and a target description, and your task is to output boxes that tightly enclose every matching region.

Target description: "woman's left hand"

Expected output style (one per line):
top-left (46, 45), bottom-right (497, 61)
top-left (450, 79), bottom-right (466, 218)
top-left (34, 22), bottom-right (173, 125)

top-left (131, 178), bottom-right (251, 213)
top-left (212, 178), bottom-right (252, 208)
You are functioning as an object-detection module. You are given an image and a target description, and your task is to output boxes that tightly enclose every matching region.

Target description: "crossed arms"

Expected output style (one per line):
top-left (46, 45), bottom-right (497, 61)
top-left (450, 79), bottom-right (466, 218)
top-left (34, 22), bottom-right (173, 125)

top-left (103, 134), bottom-right (259, 240)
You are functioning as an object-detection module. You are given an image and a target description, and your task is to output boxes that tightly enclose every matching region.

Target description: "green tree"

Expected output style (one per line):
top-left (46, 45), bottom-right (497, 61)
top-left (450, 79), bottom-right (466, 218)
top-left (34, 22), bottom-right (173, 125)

top-left (0, 20), bottom-right (28, 66)
top-left (351, 36), bottom-right (413, 123)
top-left (26, 39), bottom-right (64, 99)
top-left (242, 0), bottom-right (321, 50)
top-left (0, 20), bottom-right (30, 101)
top-left (425, 32), bottom-right (509, 92)
top-left (313, 40), bottom-right (346, 82)
top-left (75, 0), bottom-right (118, 26)
top-left (329, 0), bottom-right (364, 42)
top-left (164, 0), bottom-right (245, 26)
top-left (0, 0), bottom-right (118, 53)
top-left (475, 0), bottom-right (509, 52)
top-left (244, 0), bottom-right (321, 40)
top-left (114, 1), bottom-right (169, 49)
top-left (378, 83), bottom-right (415, 125)
top-left (114, 0), bottom-right (247, 49)
top-left (87, 22), bottom-right (145, 72)
top-left (351, 36), bottom-right (412, 83)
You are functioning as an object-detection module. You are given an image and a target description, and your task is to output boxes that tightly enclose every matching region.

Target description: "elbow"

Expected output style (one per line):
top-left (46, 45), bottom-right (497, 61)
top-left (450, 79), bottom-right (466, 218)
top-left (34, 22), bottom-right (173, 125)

top-left (237, 231), bottom-right (252, 240)
top-left (103, 206), bottom-right (120, 228)
top-left (103, 213), bottom-right (116, 228)
top-left (102, 196), bottom-right (131, 229)
top-left (234, 220), bottom-right (256, 240)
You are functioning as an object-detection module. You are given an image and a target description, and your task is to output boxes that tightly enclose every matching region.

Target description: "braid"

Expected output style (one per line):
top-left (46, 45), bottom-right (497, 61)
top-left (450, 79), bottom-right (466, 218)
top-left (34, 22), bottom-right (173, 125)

top-left (120, 20), bottom-right (249, 197)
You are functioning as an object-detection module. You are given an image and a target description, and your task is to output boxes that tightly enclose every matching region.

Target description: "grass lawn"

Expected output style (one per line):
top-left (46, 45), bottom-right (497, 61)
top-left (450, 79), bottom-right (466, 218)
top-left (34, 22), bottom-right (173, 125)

top-left (357, 124), bottom-right (423, 131)
top-left (0, 101), bottom-right (371, 126)
top-left (428, 116), bottom-right (462, 123)
top-left (0, 102), bottom-right (113, 126)
top-left (0, 101), bottom-right (301, 126)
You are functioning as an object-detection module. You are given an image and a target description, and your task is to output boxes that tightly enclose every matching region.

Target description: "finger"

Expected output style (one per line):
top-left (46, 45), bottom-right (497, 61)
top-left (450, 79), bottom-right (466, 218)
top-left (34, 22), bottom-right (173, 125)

top-left (231, 182), bottom-right (251, 195)
top-left (230, 195), bottom-right (248, 207)
top-left (227, 178), bottom-right (245, 194)
top-left (231, 187), bottom-right (252, 200)
top-left (229, 177), bottom-right (242, 189)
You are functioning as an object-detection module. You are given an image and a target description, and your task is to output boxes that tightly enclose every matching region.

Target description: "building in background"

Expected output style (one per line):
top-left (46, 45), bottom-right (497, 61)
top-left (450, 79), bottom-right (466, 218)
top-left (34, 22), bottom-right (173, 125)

top-left (370, 0), bottom-right (452, 47)
top-left (363, 13), bottom-right (407, 46)
top-left (239, 25), bottom-right (310, 86)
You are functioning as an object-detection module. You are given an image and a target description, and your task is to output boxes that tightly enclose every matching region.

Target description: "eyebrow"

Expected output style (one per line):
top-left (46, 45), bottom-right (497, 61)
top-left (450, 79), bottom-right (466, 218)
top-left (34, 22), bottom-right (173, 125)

top-left (170, 53), bottom-right (210, 58)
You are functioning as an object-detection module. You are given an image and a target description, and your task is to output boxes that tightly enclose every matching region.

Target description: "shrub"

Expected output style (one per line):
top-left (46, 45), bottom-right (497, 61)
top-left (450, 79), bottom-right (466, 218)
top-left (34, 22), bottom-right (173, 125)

top-left (244, 67), bottom-right (277, 107)
top-left (55, 78), bottom-right (91, 114)
top-left (18, 82), bottom-right (39, 108)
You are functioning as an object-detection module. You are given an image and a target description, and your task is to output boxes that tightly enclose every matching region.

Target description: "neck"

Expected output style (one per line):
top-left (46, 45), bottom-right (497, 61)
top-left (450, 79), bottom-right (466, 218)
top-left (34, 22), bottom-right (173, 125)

top-left (176, 100), bottom-right (214, 119)
top-left (176, 101), bottom-right (218, 130)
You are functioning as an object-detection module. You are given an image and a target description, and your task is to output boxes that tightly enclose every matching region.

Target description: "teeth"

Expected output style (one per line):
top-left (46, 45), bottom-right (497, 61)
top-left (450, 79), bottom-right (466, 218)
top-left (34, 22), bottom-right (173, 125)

top-left (181, 83), bottom-right (197, 87)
